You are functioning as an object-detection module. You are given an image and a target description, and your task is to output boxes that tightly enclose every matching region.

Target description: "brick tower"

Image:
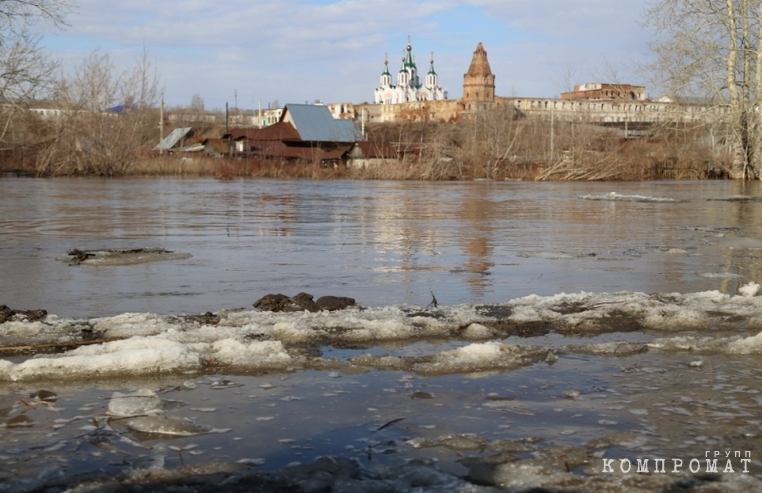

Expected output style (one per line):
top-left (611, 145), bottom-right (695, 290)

top-left (462, 42), bottom-right (495, 110)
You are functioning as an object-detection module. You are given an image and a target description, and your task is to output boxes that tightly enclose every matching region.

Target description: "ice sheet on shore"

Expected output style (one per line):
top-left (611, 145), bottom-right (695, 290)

top-left (351, 341), bottom-right (549, 375)
top-left (0, 286), bottom-right (760, 381)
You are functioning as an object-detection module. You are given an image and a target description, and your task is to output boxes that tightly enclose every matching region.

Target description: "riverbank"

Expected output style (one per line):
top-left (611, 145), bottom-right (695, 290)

top-left (0, 152), bottom-right (720, 181)
top-left (0, 119), bottom-right (726, 181)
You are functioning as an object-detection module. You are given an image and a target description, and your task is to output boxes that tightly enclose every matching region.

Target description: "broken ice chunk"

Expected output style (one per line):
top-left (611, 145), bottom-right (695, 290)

top-left (108, 389), bottom-right (162, 417)
top-left (739, 282), bottom-right (760, 297)
top-left (123, 415), bottom-right (211, 437)
top-left (689, 358), bottom-right (704, 368)
top-left (564, 389), bottom-right (581, 400)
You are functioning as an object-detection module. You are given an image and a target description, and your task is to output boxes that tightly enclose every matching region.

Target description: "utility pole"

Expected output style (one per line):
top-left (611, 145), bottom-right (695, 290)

top-left (361, 108), bottom-right (366, 140)
top-left (159, 93), bottom-right (164, 155)
top-left (549, 104), bottom-right (555, 165)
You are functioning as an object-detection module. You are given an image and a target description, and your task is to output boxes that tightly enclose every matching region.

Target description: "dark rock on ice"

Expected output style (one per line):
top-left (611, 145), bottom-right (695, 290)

top-left (178, 311), bottom-right (222, 326)
top-left (253, 293), bottom-right (356, 312)
top-left (292, 292), bottom-right (317, 311)
top-left (79, 325), bottom-right (107, 340)
top-left (0, 305), bottom-right (47, 324)
top-left (410, 391), bottom-right (434, 399)
top-left (315, 295), bottom-right (355, 311)
top-left (253, 294), bottom-right (298, 312)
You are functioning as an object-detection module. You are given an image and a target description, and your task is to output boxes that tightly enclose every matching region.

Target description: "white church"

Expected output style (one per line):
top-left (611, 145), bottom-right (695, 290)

top-left (373, 39), bottom-right (448, 104)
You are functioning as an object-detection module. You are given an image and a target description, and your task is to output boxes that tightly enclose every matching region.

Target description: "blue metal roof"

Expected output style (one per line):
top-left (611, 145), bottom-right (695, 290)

top-left (283, 104), bottom-right (359, 143)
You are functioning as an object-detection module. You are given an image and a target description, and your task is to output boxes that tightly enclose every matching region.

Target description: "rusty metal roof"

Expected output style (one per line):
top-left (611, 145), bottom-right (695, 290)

top-left (352, 141), bottom-right (398, 159)
top-left (225, 121), bottom-right (301, 141)
top-left (252, 144), bottom-right (352, 161)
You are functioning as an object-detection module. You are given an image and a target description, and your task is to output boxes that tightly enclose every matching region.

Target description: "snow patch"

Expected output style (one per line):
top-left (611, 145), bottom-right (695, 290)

top-left (739, 282), bottom-right (760, 297)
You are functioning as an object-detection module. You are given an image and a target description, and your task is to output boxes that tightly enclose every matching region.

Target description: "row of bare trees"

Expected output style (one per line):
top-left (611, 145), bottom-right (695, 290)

top-left (645, 0), bottom-right (762, 179)
top-left (0, 0), bottom-right (72, 169)
top-left (34, 50), bottom-right (160, 175)
top-left (363, 103), bottom-right (720, 181)
top-left (0, 0), bottom-right (162, 176)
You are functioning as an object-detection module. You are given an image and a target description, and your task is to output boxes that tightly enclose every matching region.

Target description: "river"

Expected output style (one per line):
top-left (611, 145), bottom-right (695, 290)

top-left (0, 177), bottom-right (761, 492)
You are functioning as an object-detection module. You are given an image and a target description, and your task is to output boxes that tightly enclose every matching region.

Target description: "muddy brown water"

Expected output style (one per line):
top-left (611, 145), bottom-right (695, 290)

top-left (1, 177), bottom-right (762, 491)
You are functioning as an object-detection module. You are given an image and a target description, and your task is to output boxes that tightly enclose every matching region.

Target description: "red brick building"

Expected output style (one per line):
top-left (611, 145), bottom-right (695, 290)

top-left (561, 83), bottom-right (646, 101)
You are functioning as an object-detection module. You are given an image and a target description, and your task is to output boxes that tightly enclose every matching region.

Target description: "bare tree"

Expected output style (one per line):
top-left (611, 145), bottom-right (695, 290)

top-left (190, 93), bottom-right (204, 110)
top-left (556, 61), bottom-right (578, 95)
top-left (36, 49), bottom-right (161, 176)
top-left (644, 0), bottom-right (762, 179)
top-left (0, 0), bottom-right (74, 102)
top-left (0, 0), bottom-right (73, 162)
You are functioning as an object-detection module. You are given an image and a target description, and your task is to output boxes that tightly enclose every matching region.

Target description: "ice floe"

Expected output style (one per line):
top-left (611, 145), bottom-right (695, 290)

top-left (56, 248), bottom-right (192, 266)
top-left (108, 389), bottom-right (162, 416)
top-left (579, 192), bottom-right (681, 202)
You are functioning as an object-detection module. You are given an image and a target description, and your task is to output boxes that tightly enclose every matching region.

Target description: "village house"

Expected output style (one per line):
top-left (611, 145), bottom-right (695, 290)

top-left (217, 103), bottom-right (397, 167)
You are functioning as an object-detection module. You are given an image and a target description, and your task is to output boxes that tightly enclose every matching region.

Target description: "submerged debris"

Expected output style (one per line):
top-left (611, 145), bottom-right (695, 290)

top-left (57, 248), bottom-right (192, 266)
top-left (29, 390), bottom-right (57, 402)
top-left (122, 415), bottom-right (213, 437)
top-left (706, 195), bottom-right (762, 202)
top-left (426, 291), bottom-right (438, 310)
top-left (375, 417), bottom-right (407, 432)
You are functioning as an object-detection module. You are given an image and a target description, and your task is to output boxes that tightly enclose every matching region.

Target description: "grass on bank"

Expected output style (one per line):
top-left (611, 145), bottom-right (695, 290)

top-left (0, 118), bottom-right (728, 181)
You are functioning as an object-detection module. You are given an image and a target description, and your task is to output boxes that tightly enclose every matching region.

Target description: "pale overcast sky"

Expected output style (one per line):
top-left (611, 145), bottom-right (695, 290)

top-left (40, 0), bottom-right (653, 111)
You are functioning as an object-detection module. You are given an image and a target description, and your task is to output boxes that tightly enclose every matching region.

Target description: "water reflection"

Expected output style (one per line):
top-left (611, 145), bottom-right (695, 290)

top-left (458, 191), bottom-right (496, 297)
top-left (0, 178), bottom-right (760, 319)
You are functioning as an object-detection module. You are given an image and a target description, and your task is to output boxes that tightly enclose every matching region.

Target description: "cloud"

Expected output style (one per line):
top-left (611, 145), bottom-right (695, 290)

top-left (41, 0), bottom-right (655, 108)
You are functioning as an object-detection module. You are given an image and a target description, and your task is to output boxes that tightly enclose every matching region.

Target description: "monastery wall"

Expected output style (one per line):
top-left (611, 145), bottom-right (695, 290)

top-left (355, 96), bottom-right (726, 125)
top-left (507, 97), bottom-right (728, 124)
top-left (358, 41), bottom-right (728, 128)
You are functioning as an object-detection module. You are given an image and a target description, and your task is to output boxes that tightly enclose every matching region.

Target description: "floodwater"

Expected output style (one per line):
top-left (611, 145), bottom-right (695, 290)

top-left (1, 177), bottom-right (762, 492)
